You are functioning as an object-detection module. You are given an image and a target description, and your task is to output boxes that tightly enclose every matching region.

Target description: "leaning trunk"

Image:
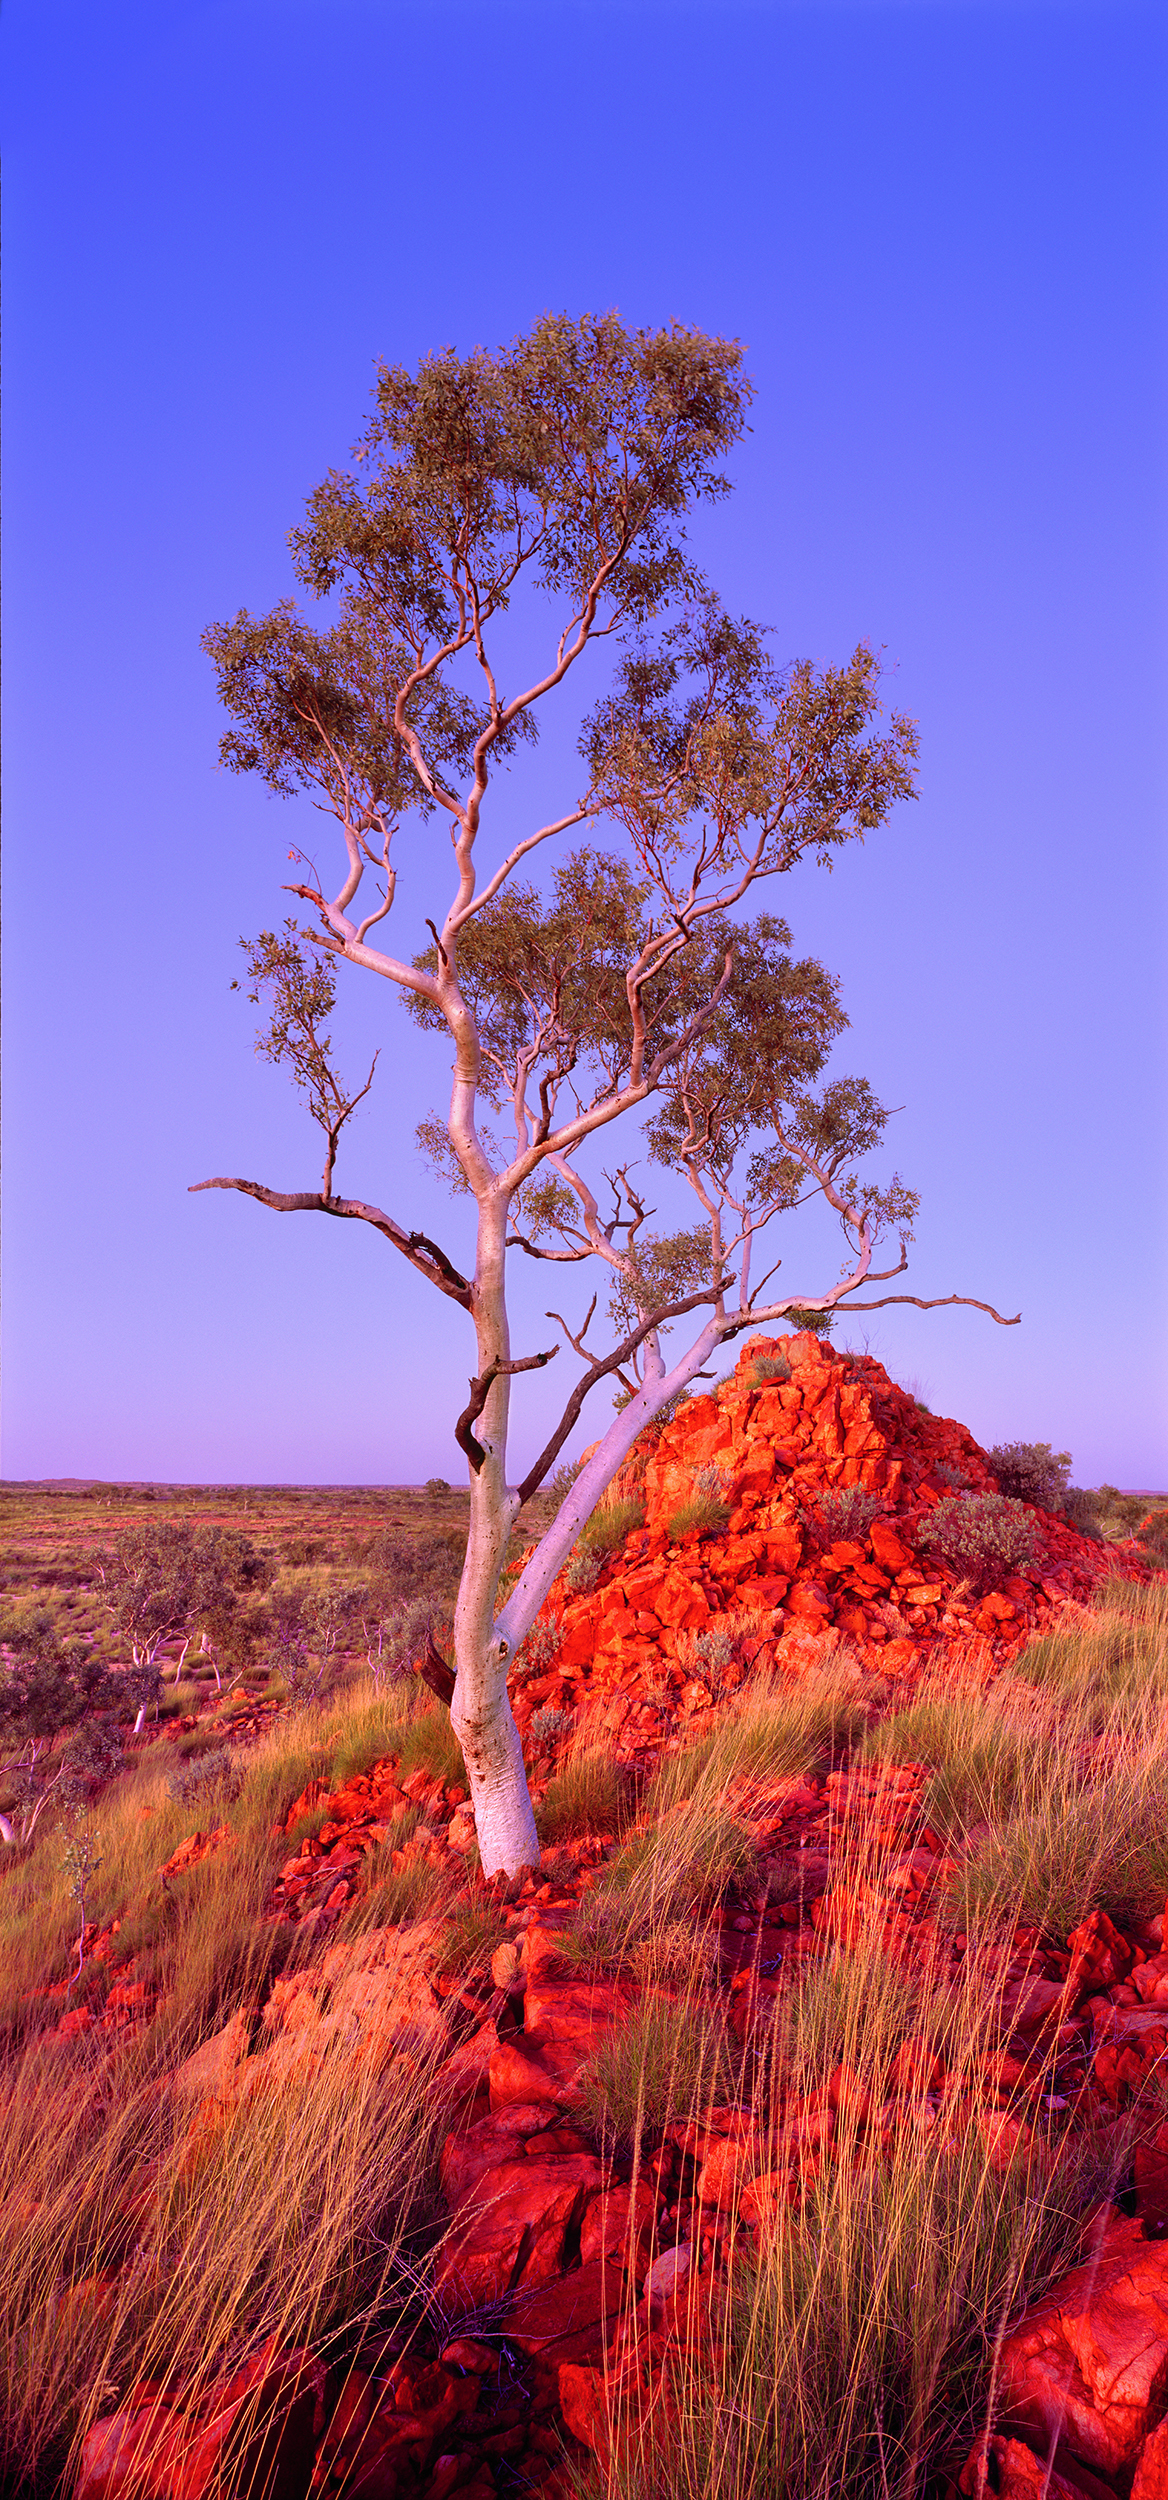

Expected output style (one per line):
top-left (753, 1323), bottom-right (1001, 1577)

top-left (448, 1194), bottom-right (540, 1880)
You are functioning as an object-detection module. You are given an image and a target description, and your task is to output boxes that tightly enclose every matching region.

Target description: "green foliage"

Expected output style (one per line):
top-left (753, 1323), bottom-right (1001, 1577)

top-left (917, 1492), bottom-right (1037, 1593)
top-left (988, 1441), bottom-right (1073, 1514)
top-left (779, 1305), bottom-right (836, 1337)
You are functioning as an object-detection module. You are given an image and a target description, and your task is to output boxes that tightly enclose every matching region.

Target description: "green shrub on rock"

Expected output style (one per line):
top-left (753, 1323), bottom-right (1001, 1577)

top-left (917, 1493), bottom-right (1037, 1594)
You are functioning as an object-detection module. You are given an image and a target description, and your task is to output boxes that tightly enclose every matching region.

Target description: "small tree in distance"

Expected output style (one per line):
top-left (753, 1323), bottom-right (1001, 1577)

top-left (197, 314), bottom-right (1018, 1877)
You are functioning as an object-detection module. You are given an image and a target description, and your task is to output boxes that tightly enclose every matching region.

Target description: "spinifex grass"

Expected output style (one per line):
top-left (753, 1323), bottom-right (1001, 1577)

top-left (538, 1743), bottom-right (631, 1844)
top-left (861, 1676), bottom-right (1058, 1840)
top-left (0, 2022), bottom-right (449, 2498)
top-left (653, 1666), bottom-right (868, 1811)
top-left (568, 1919), bottom-right (1112, 2500)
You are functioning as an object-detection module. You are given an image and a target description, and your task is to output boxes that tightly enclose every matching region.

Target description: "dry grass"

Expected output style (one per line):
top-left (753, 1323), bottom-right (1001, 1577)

top-left (565, 1917), bottom-right (1116, 2500)
top-left (1, 1485), bottom-right (1163, 2497)
top-left (0, 2023), bottom-right (448, 2496)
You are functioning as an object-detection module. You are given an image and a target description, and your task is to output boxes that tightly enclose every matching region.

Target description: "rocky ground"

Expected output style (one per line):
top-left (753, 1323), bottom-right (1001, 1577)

top-left (3, 1340), bottom-right (1168, 2500)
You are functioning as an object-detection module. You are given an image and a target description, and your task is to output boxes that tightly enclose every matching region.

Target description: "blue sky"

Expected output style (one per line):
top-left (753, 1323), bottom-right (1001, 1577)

top-left (3, 0), bottom-right (1165, 1491)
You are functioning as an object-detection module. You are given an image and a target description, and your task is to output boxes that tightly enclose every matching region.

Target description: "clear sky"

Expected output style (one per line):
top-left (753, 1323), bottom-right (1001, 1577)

top-left (3, 0), bottom-right (1165, 1493)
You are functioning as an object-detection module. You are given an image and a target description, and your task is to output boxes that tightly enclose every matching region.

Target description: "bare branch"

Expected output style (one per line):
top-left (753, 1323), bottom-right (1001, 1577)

top-left (456, 1347), bottom-right (559, 1474)
top-left (831, 1292), bottom-right (1022, 1324)
top-left (516, 1281), bottom-right (732, 1506)
top-left (189, 1177), bottom-right (473, 1307)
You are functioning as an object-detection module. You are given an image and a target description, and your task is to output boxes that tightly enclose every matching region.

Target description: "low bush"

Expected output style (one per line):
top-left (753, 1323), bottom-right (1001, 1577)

top-left (917, 1492), bottom-right (1037, 1593)
top-left (988, 1440), bottom-right (1072, 1513)
top-left (809, 1487), bottom-right (887, 1546)
top-left (749, 1352), bottom-right (792, 1386)
top-left (529, 1702), bottom-right (573, 1747)
top-left (1137, 1507), bottom-right (1168, 1569)
top-left (1062, 1485), bottom-right (1105, 1539)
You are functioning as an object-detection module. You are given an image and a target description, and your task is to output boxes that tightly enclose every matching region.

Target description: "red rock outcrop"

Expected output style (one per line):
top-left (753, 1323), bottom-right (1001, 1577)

top-left (510, 1333), bottom-right (1140, 1754)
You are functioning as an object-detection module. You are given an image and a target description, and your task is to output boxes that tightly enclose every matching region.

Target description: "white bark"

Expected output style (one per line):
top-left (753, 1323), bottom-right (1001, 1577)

top-left (495, 1310), bottom-right (729, 1663)
top-left (448, 1192), bottom-right (541, 1880)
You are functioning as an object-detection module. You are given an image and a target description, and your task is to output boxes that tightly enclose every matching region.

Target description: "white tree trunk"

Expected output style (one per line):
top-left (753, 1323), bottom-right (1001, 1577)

top-left (448, 1193), bottom-right (540, 1879)
top-left (497, 1312), bottom-right (728, 1660)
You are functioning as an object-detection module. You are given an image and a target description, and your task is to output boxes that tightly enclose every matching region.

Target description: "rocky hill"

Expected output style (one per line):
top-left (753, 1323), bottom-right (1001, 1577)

top-left (510, 1331), bottom-right (1123, 1761)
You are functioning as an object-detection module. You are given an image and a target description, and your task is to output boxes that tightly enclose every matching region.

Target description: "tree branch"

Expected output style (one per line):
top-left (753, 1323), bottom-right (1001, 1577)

top-left (828, 1292), bottom-right (1022, 1323)
top-left (189, 1177), bottom-right (473, 1307)
top-left (515, 1281), bottom-right (732, 1507)
top-left (456, 1347), bottom-right (559, 1474)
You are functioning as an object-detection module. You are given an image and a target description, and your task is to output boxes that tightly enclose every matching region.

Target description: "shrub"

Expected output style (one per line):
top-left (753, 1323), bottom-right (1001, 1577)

top-left (809, 1487), bottom-right (886, 1546)
top-left (1058, 1485), bottom-right (1102, 1539)
top-left (424, 1477), bottom-right (451, 1497)
top-left (750, 1352), bottom-right (792, 1386)
top-left (529, 1704), bottom-right (573, 1746)
top-left (360, 1593), bottom-right (449, 1687)
top-left (988, 1440), bottom-right (1072, 1513)
top-left (917, 1493), bottom-right (1037, 1593)
top-left (1137, 1507), bottom-right (1168, 1569)
top-left (516, 1618), bottom-right (561, 1677)
top-left (361, 1524), bottom-right (463, 1599)
top-left (564, 1548), bottom-right (601, 1594)
top-left (167, 1746), bottom-right (241, 1809)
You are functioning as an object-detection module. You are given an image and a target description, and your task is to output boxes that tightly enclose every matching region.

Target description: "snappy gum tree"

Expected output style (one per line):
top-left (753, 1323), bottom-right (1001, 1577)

top-left (198, 315), bottom-right (1016, 1877)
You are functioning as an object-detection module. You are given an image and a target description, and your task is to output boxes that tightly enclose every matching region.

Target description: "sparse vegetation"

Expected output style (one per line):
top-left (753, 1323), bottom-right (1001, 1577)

top-left (917, 1491), bottom-right (1038, 1592)
top-left (0, 1475), bottom-right (1162, 2499)
top-left (810, 1486), bottom-right (888, 1545)
top-left (988, 1440), bottom-right (1072, 1512)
